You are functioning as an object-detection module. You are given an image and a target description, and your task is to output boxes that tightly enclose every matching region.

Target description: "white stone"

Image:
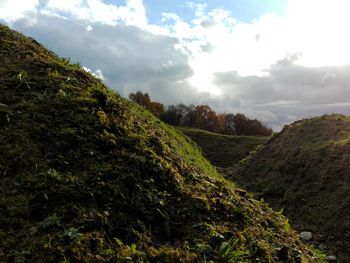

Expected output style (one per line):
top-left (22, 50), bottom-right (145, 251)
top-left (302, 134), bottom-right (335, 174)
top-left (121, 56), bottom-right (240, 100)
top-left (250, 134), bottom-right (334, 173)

top-left (326, 255), bottom-right (336, 262)
top-left (318, 244), bottom-right (327, 250)
top-left (300, 231), bottom-right (312, 241)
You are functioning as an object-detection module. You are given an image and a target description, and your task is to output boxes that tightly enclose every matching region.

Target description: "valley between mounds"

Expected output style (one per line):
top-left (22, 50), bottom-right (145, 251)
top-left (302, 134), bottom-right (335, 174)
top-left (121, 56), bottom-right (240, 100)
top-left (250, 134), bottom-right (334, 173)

top-left (183, 116), bottom-right (350, 262)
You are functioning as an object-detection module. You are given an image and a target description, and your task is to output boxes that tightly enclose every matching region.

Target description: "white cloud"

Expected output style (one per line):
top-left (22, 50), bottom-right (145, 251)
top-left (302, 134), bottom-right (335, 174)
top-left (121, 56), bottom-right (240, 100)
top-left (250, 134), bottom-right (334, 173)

top-left (0, 0), bottom-right (149, 28)
top-left (0, 0), bottom-right (39, 24)
top-left (160, 7), bottom-right (289, 95)
top-left (162, 13), bottom-right (193, 38)
top-left (158, 0), bottom-right (350, 95)
top-left (43, 0), bottom-right (148, 27)
top-left (286, 0), bottom-right (350, 67)
top-left (83, 66), bottom-right (104, 80)
top-left (45, 0), bottom-right (84, 12)
top-left (86, 25), bottom-right (93, 31)
top-left (9, 15), bottom-right (194, 104)
top-left (2, 0), bottom-right (350, 130)
top-left (213, 60), bottom-right (350, 129)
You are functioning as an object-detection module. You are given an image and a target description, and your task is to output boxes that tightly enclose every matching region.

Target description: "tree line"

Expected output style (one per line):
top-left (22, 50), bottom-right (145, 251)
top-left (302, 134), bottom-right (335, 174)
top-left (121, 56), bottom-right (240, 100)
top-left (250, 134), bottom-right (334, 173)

top-left (129, 91), bottom-right (272, 136)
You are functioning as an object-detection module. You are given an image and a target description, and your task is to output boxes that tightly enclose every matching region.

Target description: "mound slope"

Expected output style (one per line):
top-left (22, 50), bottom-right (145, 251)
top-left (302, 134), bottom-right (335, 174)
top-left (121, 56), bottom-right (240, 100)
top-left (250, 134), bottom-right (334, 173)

top-left (180, 127), bottom-right (268, 168)
top-left (233, 114), bottom-right (350, 260)
top-left (0, 25), bottom-right (321, 262)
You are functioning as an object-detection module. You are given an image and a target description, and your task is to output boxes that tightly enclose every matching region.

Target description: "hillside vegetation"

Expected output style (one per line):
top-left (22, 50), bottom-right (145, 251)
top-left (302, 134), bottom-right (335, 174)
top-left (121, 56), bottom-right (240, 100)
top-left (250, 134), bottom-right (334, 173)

top-left (0, 24), bottom-right (323, 262)
top-left (180, 127), bottom-right (268, 168)
top-left (232, 114), bottom-right (350, 261)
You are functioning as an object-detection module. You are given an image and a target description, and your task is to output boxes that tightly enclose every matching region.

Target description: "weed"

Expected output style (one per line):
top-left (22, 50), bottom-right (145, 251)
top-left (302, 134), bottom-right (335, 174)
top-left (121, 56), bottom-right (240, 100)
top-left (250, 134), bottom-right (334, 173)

top-left (38, 213), bottom-right (62, 230)
top-left (214, 238), bottom-right (249, 262)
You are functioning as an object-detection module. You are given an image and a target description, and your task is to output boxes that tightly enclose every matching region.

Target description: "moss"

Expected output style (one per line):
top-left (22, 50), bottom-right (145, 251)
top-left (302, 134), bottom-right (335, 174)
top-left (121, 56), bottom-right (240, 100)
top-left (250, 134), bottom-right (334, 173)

top-left (233, 114), bottom-right (350, 260)
top-left (0, 24), bottom-right (322, 262)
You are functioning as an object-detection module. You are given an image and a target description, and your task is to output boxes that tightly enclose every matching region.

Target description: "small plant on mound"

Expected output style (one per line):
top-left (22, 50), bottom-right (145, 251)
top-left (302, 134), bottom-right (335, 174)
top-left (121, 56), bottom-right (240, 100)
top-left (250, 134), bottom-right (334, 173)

top-left (215, 237), bottom-right (249, 262)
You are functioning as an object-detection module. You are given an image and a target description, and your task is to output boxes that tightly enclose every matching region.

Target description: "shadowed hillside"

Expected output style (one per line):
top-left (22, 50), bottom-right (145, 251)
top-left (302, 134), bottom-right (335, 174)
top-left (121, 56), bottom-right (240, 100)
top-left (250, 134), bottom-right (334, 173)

top-left (180, 127), bottom-right (268, 168)
top-left (0, 24), bottom-right (324, 262)
top-left (232, 114), bottom-right (350, 261)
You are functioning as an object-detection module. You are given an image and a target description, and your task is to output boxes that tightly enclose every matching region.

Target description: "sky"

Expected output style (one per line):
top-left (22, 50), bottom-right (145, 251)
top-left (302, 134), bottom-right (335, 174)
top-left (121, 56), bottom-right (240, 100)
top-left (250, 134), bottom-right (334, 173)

top-left (1, 0), bottom-right (350, 130)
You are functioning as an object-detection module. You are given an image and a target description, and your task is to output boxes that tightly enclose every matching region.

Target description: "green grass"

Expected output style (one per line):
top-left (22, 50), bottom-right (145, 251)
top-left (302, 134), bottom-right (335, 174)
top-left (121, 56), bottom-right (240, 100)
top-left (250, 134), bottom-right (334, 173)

top-left (214, 237), bottom-right (249, 262)
top-left (0, 24), bottom-right (323, 262)
top-left (232, 114), bottom-right (350, 261)
top-left (179, 127), bottom-right (268, 168)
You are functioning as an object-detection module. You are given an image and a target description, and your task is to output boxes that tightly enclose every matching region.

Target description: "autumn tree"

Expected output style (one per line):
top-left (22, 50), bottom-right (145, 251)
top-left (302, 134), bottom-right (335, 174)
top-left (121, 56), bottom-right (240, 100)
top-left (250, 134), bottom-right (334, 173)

top-left (150, 101), bottom-right (165, 118)
top-left (216, 113), bottom-right (226, 134)
top-left (233, 113), bottom-right (272, 136)
top-left (129, 91), bottom-right (165, 117)
top-left (194, 105), bottom-right (219, 132)
top-left (129, 91), bottom-right (272, 136)
top-left (129, 91), bottom-right (150, 106)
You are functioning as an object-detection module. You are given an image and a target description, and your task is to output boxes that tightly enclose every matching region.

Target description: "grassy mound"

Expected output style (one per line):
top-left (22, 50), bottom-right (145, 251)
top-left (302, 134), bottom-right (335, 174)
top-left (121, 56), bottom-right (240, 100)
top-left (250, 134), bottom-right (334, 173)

top-left (0, 24), bottom-right (322, 262)
top-left (180, 127), bottom-right (268, 168)
top-left (233, 114), bottom-right (350, 260)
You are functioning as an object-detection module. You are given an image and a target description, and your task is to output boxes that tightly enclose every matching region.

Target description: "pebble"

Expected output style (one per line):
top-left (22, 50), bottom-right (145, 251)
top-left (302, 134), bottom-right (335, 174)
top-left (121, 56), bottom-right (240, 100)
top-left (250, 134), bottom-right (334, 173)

top-left (326, 255), bottom-right (336, 262)
top-left (318, 244), bottom-right (327, 250)
top-left (300, 231), bottom-right (312, 241)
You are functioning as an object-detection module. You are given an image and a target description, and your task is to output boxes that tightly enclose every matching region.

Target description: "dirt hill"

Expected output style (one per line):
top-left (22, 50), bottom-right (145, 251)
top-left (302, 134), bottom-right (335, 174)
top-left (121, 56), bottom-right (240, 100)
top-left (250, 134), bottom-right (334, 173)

top-left (232, 114), bottom-right (350, 261)
top-left (0, 24), bottom-right (323, 262)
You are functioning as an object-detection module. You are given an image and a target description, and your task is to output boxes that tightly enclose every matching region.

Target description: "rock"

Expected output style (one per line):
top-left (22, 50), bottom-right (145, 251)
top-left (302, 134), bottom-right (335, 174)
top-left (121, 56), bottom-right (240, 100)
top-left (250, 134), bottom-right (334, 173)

top-left (318, 244), bottom-right (327, 250)
top-left (326, 255), bottom-right (336, 261)
top-left (300, 231), bottom-right (312, 241)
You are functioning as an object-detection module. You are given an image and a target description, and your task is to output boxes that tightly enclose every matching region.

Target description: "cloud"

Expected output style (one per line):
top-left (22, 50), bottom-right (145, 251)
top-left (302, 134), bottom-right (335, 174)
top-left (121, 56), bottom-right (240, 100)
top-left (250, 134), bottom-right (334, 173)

top-left (42, 0), bottom-right (148, 27)
top-left (0, 0), bottom-right (39, 25)
top-left (1, 0), bottom-right (350, 130)
top-left (83, 67), bottom-right (105, 81)
top-left (287, 0), bottom-right (350, 67)
top-left (213, 58), bottom-right (350, 129)
top-left (86, 25), bottom-right (93, 31)
top-left (10, 14), bottom-right (194, 103)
